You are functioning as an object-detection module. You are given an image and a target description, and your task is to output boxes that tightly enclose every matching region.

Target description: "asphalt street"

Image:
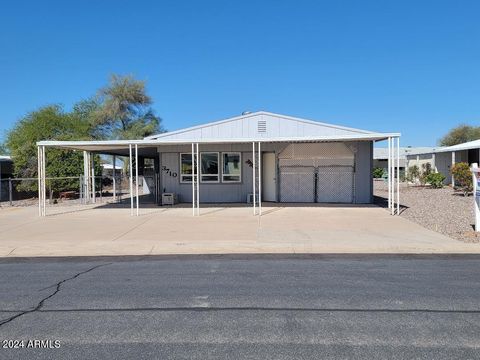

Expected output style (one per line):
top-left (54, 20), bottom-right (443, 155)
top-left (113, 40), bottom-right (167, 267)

top-left (0, 255), bottom-right (479, 359)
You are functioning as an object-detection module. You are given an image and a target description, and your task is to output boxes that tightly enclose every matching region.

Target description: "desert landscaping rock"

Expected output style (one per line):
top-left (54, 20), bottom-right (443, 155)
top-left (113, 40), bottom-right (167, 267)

top-left (375, 181), bottom-right (477, 243)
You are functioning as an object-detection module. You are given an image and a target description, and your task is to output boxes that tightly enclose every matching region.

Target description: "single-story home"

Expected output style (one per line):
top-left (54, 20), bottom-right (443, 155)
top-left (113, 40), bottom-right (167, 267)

top-left (405, 139), bottom-right (480, 185)
top-left (36, 111), bottom-right (401, 216)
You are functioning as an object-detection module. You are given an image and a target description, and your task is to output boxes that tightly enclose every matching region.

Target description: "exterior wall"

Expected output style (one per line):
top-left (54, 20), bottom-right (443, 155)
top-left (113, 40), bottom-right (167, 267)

top-left (406, 153), bottom-right (434, 172)
top-left (159, 143), bottom-right (286, 203)
top-left (406, 150), bottom-right (471, 186)
top-left (435, 152), bottom-right (452, 185)
top-left (158, 141), bottom-right (373, 204)
top-left (355, 141), bottom-right (373, 204)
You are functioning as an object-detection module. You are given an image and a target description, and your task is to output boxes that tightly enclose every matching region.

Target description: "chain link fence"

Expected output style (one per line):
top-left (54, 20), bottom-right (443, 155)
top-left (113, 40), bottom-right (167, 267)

top-left (0, 175), bottom-right (134, 207)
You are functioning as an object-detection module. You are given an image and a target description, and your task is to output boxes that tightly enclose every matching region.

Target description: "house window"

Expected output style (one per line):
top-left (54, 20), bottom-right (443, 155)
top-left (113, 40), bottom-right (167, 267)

top-left (222, 152), bottom-right (241, 182)
top-left (200, 152), bottom-right (219, 182)
top-left (179, 153), bottom-right (196, 183)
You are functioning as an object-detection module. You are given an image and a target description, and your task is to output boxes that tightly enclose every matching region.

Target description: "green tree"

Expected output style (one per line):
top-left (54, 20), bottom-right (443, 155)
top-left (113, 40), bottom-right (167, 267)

top-left (5, 104), bottom-right (100, 194)
top-left (439, 124), bottom-right (480, 146)
top-left (94, 74), bottom-right (164, 139)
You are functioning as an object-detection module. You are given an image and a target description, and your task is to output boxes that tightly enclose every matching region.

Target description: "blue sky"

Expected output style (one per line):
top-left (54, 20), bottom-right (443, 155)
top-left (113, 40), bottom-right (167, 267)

top-left (0, 0), bottom-right (479, 147)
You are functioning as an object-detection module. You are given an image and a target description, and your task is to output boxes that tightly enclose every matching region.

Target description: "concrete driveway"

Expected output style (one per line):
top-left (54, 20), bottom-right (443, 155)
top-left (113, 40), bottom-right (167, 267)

top-left (0, 203), bottom-right (479, 257)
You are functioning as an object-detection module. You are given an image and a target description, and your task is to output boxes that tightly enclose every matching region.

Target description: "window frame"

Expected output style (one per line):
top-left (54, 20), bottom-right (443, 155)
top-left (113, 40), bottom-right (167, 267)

top-left (200, 152), bottom-right (220, 183)
top-left (221, 152), bottom-right (242, 183)
top-left (179, 153), bottom-right (196, 183)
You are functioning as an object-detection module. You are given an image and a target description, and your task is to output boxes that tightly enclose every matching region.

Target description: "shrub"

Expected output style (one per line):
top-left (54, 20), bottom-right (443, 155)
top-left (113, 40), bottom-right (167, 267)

top-left (373, 167), bottom-right (384, 178)
top-left (419, 163), bottom-right (433, 186)
top-left (425, 172), bottom-right (445, 188)
top-left (451, 162), bottom-right (473, 196)
top-left (406, 165), bottom-right (420, 184)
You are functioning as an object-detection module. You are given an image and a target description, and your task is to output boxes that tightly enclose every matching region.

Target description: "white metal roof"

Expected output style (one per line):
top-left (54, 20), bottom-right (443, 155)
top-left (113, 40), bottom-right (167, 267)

top-left (404, 139), bottom-right (480, 156)
top-left (36, 111), bottom-right (399, 152)
top-left (436, 139), bottom-right (480, 153)
top-left (374, 147), bottom-right (438, 159)
top-left (0, 155), bottom-right (12, 162)
top-left (37, 132), bottom-right (400, 152)
top-left (145, 111), bottom-right (390, 141)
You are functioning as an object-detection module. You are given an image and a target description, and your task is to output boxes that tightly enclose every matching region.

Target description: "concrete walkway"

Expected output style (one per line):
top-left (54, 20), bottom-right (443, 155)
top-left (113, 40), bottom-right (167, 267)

top-left (0, 203), bottom-right (479, 257)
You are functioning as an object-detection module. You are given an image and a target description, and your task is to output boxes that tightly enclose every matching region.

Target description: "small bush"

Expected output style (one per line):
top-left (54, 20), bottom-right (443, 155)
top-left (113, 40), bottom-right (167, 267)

top-left (373, 167), bottom-right (384, 178)
top-left (425, 172), bottom-right (445, 188)
top-left (406, 165), bottom-right (420, 184)
top-left (419, 163), bottom-right (433, 186)
top-left (451, 162), bottom-right (473, 196)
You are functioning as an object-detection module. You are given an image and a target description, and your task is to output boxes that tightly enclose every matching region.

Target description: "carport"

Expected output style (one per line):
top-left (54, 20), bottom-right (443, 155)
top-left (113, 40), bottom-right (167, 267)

top-left (36, 111), bottom-right (401, 217)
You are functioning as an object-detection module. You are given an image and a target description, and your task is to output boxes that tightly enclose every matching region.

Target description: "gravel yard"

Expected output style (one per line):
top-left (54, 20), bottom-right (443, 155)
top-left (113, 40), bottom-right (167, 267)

top-left (374, 180), bottom-right (478, 243)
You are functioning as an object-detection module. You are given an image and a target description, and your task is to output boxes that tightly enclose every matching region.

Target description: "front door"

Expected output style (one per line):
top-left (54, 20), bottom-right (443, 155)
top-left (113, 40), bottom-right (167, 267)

top-left (262, 152), bottom-right (277, 201)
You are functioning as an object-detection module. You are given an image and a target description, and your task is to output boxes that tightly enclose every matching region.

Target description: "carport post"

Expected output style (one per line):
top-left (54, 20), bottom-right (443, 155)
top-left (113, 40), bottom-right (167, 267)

top-left (391, 137), bottom-right (395, 216)
top-left (37, 146), bottom-right (41, 216)
top-left (42, 145), bottom-right (46, 216)
top-left (396, 137), bottom-right (400, 215)
top-left (129, 144), bottom-right (133, 216)
top-left (196, 143), bottom-right (199, 215)
top-left (252, 142), bottom-right (256, 215)
top-left (191, 143), bottom-right (195, 216)
top-left (258, 141), bottom-right (262, 216)
top-left (451, 151), bottom-right (455, 186)
top-left (91, 155), bottom-right (96, 204)
top-left (135, 144), bottom-right (139, 216)
top-left (112, 155), bottom-right (116, 202)
top-left (83, 151), bottom-right (90, 204)
top-left (387, 137), bottom-right (391, 211)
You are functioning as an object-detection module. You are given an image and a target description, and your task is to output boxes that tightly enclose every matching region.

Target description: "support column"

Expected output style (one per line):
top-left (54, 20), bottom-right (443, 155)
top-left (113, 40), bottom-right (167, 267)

top-left (192, 143), bottom-right (195, 216)
top-left (387, 137), bottom-right (391, 210)
top-left (42, 146), bottom-right (46, 216)
top-left (83, 151), bottom-right (91, 204)
top-left (38, 146), bottom-right (42, 216)
top-left (451, 151), bottom-right (456, 186)
top-left (252, 142), bottom-right (256, 215)
top-left (135, 144), bottom-right (139, 216)
top-left (129, 144), bottom-right (133, 216)
top-left (396, 137), bottom-right (400, 215)
top-left (196, 143), bottom-right (199, 215)
top-left (112, 155), bottom-right (116, 202)
top-left (258, 141), bottom-right (262, 216)
top-left (91, 155), bottom-right (96, 204)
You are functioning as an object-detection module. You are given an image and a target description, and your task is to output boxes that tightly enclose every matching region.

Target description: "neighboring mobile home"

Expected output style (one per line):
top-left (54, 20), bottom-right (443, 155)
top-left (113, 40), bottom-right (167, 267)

top-left (405, 139), bottom-right (480, 185)
top-left (373, 147), bottom-right (437, 175)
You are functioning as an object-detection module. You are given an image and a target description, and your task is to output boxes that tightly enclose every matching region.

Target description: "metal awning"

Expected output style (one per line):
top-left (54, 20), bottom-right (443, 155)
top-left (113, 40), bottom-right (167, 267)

top-left (37, 132), bottom-right (401, 153)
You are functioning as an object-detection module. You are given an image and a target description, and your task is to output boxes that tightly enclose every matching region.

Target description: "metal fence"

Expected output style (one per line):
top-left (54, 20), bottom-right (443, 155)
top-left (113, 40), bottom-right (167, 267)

top-left (0, 175), bottom-right (132, 206)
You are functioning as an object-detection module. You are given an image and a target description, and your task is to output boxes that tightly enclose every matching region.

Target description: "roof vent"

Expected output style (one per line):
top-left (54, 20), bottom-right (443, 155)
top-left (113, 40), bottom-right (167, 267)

top-left (257, 120), bottom-right (267, 133)
top-left (242, 111), bottom-right (252, 115)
